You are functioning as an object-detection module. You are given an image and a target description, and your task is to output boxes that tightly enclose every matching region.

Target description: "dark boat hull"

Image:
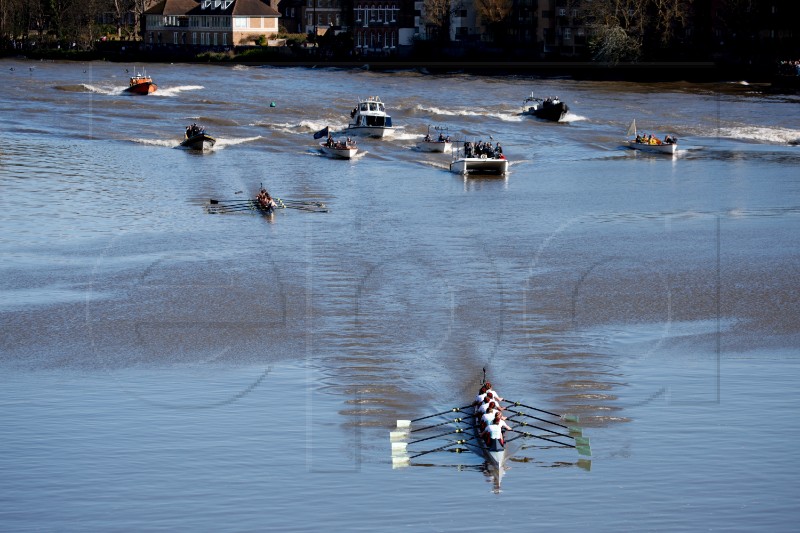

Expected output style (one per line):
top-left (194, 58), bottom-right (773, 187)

top-left (180, 133), bottom-right (216, 151)
top-left (528, 102), bottom-right (569, 122)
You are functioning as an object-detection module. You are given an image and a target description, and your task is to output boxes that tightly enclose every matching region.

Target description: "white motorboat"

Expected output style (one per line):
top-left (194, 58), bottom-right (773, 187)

top-left (625, 119), bottom-right (678, 155)
top-left (417, 125), bottom-right (452, 152)
top-left (450, 156), bottom-right (508, 175)
top-left (449, 140), bottom-right (508, 175)
top-left (346, 96), bottom-right (393, 138)
top-left (319, 139), bottom-right (358, 159)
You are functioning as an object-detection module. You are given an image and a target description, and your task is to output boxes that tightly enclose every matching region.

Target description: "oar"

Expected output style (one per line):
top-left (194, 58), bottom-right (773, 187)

top-left (396, 404), bottom-right (474, 428)
top-left (275, 197), bottom-right (326, 207)
top-left (207, 203), bottom-right (253, 212)
top-left (210, 198), bottom-right (288, 208)
top-left (395, 427), bottom-right (469, 450)
top-left (503, 400), bottom-right (579, 423)
top-left (507, 428), bottom-right (591, 456)
top-left (506, 417), bottom-right (585, 442)
top-left (213, 204), bottom-right (258, 212)
top-left (504, 407), bottom-right (582, 435)
top-left (408, 439), bottom-right (472, 459)
top-left (209, 199), bottom-right (254, 205)
top-left (283, 205), bottom-right (329, 213)
top-left (409, 416), bottom-right (469, 433)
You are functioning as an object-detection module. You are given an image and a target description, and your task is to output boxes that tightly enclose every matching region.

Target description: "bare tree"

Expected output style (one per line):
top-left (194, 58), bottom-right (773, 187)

top-left (134, 0), bottom-right (156, 41)
top-left (474, 0), bottom-right (512, 44)
top-left (423, 0), bottom-right (452, 41)
top-left (582, 0), bottom-right (695, 60)
top-left (474, 0), bottom-right (511, 24)
top-left (590, 23), bottom-right (641, 63)
top-left (112, 0), bottom-right (136, 39)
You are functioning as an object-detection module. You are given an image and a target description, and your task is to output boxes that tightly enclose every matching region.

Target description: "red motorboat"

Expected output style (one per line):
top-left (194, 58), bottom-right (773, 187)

top-left (125, 70), bottom-right (157, 95)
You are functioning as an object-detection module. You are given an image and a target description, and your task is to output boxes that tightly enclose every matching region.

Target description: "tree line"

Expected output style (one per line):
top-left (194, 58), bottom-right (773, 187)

top-left (421, 0), bottom-right (796, 63)
top-left (0, 0), bottom-right (146, 49)
top-left (1, 0), bottom-right (795, 65)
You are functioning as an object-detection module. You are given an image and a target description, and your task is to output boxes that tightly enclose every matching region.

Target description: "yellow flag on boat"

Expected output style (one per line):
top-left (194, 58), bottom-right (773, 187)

top-left (626, 119), bottom-right (637, 137)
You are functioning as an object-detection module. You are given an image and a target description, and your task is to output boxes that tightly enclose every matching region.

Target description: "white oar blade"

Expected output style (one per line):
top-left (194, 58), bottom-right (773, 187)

top-left (396, 420), bottom-right (411, 429)
top-left (392, 455), bottom-right (410, 468)
top-left (389, 430), bottom-right (407, 441)
top-left (391, 442), bottom-right (408, 452)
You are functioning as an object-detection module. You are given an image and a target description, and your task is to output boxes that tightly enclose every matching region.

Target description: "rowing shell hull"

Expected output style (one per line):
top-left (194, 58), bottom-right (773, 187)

top-left (450, 157), bottom-right (508, 175)
top-left (627, 140), bottom-right (677, 155)
top-left (254, 201), bottom-right (275, 215)
top-left (471, 408), bottom-right (506, 483)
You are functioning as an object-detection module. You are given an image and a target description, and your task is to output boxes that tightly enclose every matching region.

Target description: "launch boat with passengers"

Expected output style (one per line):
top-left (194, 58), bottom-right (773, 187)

top-left (346, 96), bottom-right (394, 138)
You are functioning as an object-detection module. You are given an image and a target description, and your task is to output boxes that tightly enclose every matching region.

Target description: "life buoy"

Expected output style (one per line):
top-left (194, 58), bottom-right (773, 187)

top-left (480, 154), bottom-right (487, 159)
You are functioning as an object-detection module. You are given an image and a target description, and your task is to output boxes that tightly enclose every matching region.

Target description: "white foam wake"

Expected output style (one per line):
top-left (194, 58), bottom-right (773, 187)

top-left (82, 84), bottom-right (121, 95)
top-left (155, 85), bottom-right (204, 97)
top-left (562, 112), bottom-right (588, 122)
top-left (132, 138), bottom-right (179, 148)
top-left (214, 136), bottom-right (262, 148)
top-left (718, 125), bottom-right (800, 145)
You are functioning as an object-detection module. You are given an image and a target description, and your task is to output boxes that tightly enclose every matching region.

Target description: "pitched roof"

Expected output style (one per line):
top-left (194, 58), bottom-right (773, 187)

top-left (145, 0), bottom-right (280, 16)
top-left (232, 0), bottom-right (280, 16)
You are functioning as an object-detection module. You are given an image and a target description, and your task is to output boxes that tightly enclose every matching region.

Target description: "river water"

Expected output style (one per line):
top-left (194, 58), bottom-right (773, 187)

top-left (1, 59), bottom-right (799, 531)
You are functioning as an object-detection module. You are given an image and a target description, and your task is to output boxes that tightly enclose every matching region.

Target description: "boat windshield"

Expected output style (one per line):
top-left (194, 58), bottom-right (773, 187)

top-left (369, 103), bottom-right (377, 111)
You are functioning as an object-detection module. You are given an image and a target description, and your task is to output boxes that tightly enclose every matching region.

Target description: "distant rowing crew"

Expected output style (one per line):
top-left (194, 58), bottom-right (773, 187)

top-left (256, 188), bottom-right (277, 211)
top-left (207, 193), bottom-right (329, 215)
